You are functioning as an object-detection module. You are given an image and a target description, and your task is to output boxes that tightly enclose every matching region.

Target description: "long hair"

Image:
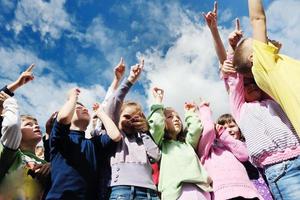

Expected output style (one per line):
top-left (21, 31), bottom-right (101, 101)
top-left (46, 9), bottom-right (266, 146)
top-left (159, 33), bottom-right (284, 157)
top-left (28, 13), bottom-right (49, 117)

top-left (163, 107), bottom-right (186, 143)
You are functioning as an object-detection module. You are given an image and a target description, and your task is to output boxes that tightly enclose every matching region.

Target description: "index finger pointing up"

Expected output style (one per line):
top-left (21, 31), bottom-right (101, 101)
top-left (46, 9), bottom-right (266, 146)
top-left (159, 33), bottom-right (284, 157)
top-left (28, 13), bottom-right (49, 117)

top-left (213, 1), bottom-right (218, 14)
top-left (26, 64), bottom-right (35, 72)
top-left (235, 18), bottom-right (241, 31)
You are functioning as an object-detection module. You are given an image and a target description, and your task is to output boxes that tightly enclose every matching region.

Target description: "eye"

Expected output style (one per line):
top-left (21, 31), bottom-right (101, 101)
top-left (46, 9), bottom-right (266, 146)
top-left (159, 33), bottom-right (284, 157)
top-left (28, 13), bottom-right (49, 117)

top-left (123, 114), bottom-right (131, 119)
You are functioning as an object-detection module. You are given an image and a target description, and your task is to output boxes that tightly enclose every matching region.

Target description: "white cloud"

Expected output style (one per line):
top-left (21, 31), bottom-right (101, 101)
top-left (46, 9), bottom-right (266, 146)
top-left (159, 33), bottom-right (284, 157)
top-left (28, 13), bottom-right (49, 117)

top-left (0, 46), bottom-right (107, 133)
top-left (8, 0), bottom-right (72, 40)
top-left (138, 3), bottom-right (231, 120)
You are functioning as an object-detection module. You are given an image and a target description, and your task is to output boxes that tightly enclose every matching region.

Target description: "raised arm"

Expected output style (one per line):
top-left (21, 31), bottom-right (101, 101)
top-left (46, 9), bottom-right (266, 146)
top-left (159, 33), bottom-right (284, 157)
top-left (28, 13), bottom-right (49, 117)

top-left (148, 87), bottom-right (166, 146)
top-left (218, 127), bottom-right (249, 162)
top-left (184, 102), bottom-right (203, 149)
top-left (102, 57), bottom-right (126, 108)
top-left (222, 61), bottom-right (245, 121)
top-left (7, 64), bottom-right (35, 93)
top-left (248, 0), bottom-right (267, 43)
top-left (203, 1), bottom-right (226, 64)
top-left (0, 95), bottom-right (21, 182)
top-left (94, 103), bottom-right (122, 142)
top-left (57, 88), bottom-right (80, 125)
top-left (197, 101), bottom-right (216, 162)
top-left (105, 60), bottom-right (144, 124)
top-left (0, 95), bottom-right (21, 150)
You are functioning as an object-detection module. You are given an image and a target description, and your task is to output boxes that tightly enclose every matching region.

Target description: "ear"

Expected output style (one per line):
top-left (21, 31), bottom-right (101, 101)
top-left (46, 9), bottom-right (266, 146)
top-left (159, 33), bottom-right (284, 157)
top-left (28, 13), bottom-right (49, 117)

top-left (247, 54), bottom-right (253, 63)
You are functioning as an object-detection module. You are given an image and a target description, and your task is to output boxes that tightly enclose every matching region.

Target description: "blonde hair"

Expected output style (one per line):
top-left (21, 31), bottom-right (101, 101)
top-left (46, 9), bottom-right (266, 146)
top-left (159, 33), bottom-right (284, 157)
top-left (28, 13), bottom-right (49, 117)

top-left (233, 38), bottom-right (253, 74)
top-left (20, 115), bottom-right (37, 123)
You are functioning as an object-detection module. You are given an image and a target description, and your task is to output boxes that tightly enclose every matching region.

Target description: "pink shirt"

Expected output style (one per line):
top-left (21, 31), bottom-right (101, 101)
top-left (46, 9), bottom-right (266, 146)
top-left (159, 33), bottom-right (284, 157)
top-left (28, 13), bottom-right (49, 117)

top-left (225, 73), bottom-right (300, 167)
top-left (197, 105), bottom-right (262, 200)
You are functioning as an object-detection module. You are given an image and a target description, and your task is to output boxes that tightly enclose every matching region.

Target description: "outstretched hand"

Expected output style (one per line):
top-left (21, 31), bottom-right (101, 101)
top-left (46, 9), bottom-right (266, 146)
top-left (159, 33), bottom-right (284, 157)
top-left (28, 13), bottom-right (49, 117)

top-left (128, 59), bottom-right (144, 84)
top-left (202, 1), bottom-right (218, 29)
top-left (152, 87), bottom-right (164, 103)
top-left (68, 88), bottom-right (80, 101)
top-left (199, 98), bottom-right (210, 108)
top-left (221, 59), bottom-right (236, 75)
top-left (228, 18), bottom-right (243, 50)
top-left (114, 57), bottom-right (126, 81)
top-left (7, 64), bottom-right (35, 92)
top-left (184, 102), bottom-right (198, 113)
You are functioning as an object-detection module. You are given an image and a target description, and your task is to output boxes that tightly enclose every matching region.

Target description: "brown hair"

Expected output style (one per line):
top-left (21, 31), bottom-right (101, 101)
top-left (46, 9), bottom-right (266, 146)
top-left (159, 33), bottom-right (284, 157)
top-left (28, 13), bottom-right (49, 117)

top-left (233, 38), bottom-right (253, 74)
top-left (163, 107), bottom-right (186, 142)
top-left (217, 113), bottom-right (245, 142)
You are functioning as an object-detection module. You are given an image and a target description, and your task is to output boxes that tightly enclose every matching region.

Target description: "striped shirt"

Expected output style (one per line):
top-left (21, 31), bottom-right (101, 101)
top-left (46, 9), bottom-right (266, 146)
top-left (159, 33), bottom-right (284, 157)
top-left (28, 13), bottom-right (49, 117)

top-left (226, 73), bottom-right (300, 167)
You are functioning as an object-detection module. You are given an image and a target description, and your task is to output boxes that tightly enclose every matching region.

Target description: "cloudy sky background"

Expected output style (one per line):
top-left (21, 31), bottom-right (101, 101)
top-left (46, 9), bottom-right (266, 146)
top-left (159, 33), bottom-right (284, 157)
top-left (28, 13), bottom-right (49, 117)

top-left (1, 0), bottom-right (300, 134)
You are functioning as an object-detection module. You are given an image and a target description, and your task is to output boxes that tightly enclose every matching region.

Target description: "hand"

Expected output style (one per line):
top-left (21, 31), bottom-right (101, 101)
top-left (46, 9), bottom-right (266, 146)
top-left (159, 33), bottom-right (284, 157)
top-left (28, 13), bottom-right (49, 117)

top-left (93, 102), bottom-right (100, 112)
top-left (152, 87), bottom-right (164, 103)
top-left (33, 163), bottom-right (51, 185)
top-left (16, 64), bottom-right (35, 87)
top-left (114, 57), bottom-right (126, 81)
top-left (130, 115), bottom-right (149, 133)
top-left (221, 59), bottom-right (236, 75)
top-left (268, 39), bottom-right (282, 51)
top-left (228, 18), bottom-right (243, 50)
top-left (215, 124), bottom-right (224, 137)
top-left (202, 1), bottom-right (218, 29)
top-left (199, 98), bottom-right (210, 108)
top-left (184, 102), bottom-right (198, 113)
top-left (128, 59), bottom-right (144, 84)
top-left (0, 91), bottom-right (10, 106)
top-left (67, 88), bottom-right (80, 100)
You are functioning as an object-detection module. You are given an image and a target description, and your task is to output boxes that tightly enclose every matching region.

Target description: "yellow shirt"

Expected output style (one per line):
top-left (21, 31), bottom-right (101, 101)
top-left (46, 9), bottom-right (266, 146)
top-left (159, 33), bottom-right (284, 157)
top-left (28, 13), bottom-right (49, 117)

top-left (252, 39), bottom-right (300, 136)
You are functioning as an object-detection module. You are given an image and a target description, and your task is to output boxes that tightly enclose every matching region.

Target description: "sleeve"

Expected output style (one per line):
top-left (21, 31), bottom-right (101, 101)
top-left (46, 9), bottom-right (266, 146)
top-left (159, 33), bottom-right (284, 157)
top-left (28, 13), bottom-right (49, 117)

top-left (93, 131), bottom-right (115, 150)
top-left (140, 132), bottom-right (161, 163)
top-left (226, 73), bottom-right (245, 122)
top-left (49, 120), bottom-right (70, 151)
top-left (197, 105), bottom-right (216, 163)
top-left (219, 130), bottom-right (249, 162)
top-left (0, 98), bottom-right (21, 150)
top-left (185, 111), bottom-right (203, 149)
top-left (253, 39), bottom-right (278, 72)
top-left (0, 85), bottom-right (14, 97)
top-left (104, 80), bottom-right (132, 124)
top-left (102, 85), bottom-right (115, 108)
top-left (43, 136), bottom-right (51, 162)
top-left (148, 104), bottom-right (165, 146)
top-left (0, 143), bottom-right (18, 182)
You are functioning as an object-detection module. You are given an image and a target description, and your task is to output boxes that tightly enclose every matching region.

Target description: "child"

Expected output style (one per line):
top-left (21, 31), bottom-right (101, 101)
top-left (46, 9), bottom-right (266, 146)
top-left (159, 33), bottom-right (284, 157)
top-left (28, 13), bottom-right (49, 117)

top-left (216, 114), bottom-right (273, 200)
top-left (204, 2), bottom-right (300, 198)
top-left (0, 64), bottom-right (51, 199)
top-left (46, 88), bottom-right (121, 200)
top-left (148, 87), bottom-right (212, 200)
top-left (105, 60), bottom-right (161, 199)
top-left (197, 101), bottom-right (261, 200)
top-left (233, 0), bottom-right (300, 138)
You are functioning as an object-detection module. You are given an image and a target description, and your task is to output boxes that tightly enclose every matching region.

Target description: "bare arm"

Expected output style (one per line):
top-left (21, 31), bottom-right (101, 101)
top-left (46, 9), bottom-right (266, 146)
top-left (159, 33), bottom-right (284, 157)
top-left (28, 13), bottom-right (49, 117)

top-left (7, 64), bottom-right (35, 93)
top-left (57, 88), bottom-right (80, 125)
top-left (95, 103), bottom-right (122, 142)
top-left (203, 1), bottom-right (227, 64)
top-left (248, 0), bottom-right (267, 43)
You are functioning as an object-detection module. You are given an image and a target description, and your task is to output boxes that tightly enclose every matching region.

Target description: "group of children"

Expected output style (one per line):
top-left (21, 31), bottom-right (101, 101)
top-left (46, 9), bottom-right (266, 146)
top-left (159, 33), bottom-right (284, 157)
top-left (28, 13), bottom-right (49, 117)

top-left (1, 0), bottom-right (300, 199)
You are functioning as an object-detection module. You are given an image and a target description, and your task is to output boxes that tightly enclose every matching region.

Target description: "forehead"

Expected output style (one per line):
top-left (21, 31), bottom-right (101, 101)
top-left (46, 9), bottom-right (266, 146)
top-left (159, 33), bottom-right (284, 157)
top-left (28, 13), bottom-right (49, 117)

top-left (75, 104), bottom-right (86, 109)
top-left (164, 109), bottom-right (178, 116)
top-left (122, 105), bottom-right (139, 115)
top-left (21, 118), bottom-right (37, 124)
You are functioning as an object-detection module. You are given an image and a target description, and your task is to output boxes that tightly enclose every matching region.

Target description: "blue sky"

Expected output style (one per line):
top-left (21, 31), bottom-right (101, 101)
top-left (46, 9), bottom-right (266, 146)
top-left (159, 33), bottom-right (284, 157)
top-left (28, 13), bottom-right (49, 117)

top-left (1, 0), bottom-right (299, 133)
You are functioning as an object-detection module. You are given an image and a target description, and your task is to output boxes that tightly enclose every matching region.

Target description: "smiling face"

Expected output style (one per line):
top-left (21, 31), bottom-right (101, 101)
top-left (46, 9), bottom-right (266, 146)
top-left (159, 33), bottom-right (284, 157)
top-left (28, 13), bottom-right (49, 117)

top-left (223, 121), bottom-right (241, 140)
top-left (21, 116), bottom-right (42, 146)
top-left (71, 103), bottom-right (90, 130)
top-left (164, 108), bottom-right (183, 140)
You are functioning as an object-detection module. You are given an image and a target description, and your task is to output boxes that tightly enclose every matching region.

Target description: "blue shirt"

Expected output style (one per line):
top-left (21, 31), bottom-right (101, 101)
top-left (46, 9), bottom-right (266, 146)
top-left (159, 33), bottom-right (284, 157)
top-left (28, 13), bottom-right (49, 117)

top-left (46, 120), bottom-right (114, 200)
